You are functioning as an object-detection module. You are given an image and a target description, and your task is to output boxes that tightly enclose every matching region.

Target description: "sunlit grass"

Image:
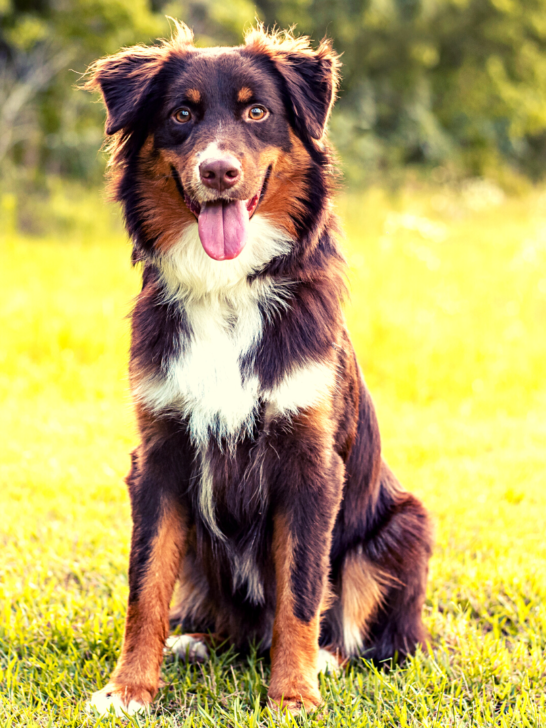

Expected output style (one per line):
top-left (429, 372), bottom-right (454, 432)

top-left (1, 182), bottom-right (545, 726)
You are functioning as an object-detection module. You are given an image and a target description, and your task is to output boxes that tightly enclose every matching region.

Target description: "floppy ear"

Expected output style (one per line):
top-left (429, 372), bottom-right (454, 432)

top-left (85, 46), bottom-right (167, 135)
top-left (274, 44), bottom-right (340, 140)
top-left (85, 23), bottom-right (194, 135)
top-left (245, 29), bottom-right (341, 141)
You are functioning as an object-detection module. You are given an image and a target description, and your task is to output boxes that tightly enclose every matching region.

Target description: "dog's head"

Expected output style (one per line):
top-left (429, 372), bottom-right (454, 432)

top-left (87, 23), bottom-right (340, 263)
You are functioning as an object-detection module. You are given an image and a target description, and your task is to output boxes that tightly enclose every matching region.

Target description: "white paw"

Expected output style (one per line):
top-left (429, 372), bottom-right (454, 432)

top-left (86, 687), bottom-right (147, 718)
top-left (165, 634), bottom-right (209, 662)
top-left (317, 648), bottom-right (341, 675)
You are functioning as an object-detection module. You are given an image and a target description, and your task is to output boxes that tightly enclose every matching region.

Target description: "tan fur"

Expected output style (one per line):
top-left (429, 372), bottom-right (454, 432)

top-left (292, 396), bottom-right (335, 444)
top-left (186, 88), bottom-right (201, 103)
top-left (237, 86), bottom-right (253, 103)
top-left (133, 141), bottom-right (195, 252)
top-left (258, 131), bottom-right (311, 239)
top-left (268, 514), bottom-right (322, 713)
top-left (107, 502), bottom-right (186, 703)
top-left (341, 551), bottom-right (393, 654)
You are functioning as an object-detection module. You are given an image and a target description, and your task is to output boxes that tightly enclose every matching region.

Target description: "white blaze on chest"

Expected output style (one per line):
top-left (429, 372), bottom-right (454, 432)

top-left (265, 360), bottom-right (337, 418)
top-left (138, 291), bottom-right (263, 444)
top-left (134, 214), bottom-right (336, 442)
top-left (139, 338), bottom-right (336, 445)
top-left (135, 215), bottom-right (290, 443)
top-left (175, 296), bottom-right (262, 443)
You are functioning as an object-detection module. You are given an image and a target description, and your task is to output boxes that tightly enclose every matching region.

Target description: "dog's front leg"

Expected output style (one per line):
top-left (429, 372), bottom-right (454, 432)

top-left (89, 448), bottom-right (186, 717)
top-left (268, 417), bottom-right (343, 715)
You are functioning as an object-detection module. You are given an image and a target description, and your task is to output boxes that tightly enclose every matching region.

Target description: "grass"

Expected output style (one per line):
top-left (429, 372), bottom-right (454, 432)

top-left (1, 179), bottom-right (545, 726)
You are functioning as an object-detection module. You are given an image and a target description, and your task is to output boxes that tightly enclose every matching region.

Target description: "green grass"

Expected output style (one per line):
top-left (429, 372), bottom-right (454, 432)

top-left (1, 181), bottom-right (545, 726)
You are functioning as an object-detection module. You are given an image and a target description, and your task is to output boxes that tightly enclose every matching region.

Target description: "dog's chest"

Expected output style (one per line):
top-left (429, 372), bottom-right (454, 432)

top-left (139, 292), bottom-right (262, 444)
top-left (136, 288), bottom-right (336, 447)
top-left (175, 297), bottom-right (263, 443)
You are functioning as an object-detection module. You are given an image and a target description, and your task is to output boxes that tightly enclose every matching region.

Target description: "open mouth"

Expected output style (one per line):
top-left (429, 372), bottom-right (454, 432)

top-left (172, 166), bottom-right (271, 261)
top-left (183, 190), bottom-right (262, 221)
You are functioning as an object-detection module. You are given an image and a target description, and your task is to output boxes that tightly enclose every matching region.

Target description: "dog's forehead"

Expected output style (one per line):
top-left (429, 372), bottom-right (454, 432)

top-left (165, 49), bottom-right (282, 106)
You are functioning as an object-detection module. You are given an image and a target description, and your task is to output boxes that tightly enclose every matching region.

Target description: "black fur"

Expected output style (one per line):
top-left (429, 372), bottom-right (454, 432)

top-left (86, 25), bottom-right (433, 716)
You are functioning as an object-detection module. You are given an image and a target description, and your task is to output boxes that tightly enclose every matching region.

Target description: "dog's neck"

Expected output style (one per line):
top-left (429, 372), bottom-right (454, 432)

top-left (155, 213), bottom-right (293, 305)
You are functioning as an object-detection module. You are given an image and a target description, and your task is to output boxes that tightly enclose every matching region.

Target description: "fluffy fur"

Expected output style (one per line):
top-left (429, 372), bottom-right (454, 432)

top-left (85, 22), bottom-right (433, 718)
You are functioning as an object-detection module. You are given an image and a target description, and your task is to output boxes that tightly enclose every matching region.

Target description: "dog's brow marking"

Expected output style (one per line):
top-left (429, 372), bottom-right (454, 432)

top-left (186, 88), bottom-right (201, 103)
top-left (237, 87), bottom-right (253, 103)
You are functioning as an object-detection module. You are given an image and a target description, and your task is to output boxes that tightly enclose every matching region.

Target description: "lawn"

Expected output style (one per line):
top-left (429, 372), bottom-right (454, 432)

top-left (1, 180), bottom-right (545, 726)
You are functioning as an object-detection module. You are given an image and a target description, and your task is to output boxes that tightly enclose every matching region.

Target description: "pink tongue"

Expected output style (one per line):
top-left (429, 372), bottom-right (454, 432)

top-left (198, 199), bottom-right (249, 260)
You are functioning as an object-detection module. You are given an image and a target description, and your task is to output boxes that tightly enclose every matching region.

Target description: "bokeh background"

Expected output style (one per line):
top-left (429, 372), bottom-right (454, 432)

top-left (1, 2), bottom-right (546, 726)
top-left (3, 0), bottom-right (546, 191)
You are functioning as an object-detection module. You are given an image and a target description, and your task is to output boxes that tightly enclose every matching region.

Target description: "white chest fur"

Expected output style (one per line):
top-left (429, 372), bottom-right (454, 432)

top-left (133, 215), bottom-right (336, 444)
top-left (136, 299), bottom-right (336, 445)
top-left (139, 287), bottom-right (264, 444)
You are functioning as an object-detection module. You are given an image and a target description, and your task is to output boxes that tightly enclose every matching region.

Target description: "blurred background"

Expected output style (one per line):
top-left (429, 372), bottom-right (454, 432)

top-left (2, 0), bottom-right (546, 197)
top-left (1, 4), bottom-right (546, 724)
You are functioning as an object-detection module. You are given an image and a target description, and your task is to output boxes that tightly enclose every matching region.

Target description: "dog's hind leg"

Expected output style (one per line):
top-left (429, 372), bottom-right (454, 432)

top-left (166, 543), bottom-right (221, 663)
top-left (165, 633), bottom-right (210, 662)
top-left (338, 464), bottom-right (433, 663)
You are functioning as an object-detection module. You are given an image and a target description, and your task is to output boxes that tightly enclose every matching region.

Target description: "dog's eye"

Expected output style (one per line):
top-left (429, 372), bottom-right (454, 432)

top-left (248, 106), bottom-right (267, 121)
top-left (173, 108), bottom-right (192, 124)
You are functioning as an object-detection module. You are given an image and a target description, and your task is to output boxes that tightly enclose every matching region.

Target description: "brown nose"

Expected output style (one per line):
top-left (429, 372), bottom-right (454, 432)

top-left (199, 156), bottom-right (241, 192)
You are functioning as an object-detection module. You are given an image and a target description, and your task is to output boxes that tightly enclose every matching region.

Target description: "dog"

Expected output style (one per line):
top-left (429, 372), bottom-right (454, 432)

top-left (85, 22), bottom-right (433, 717)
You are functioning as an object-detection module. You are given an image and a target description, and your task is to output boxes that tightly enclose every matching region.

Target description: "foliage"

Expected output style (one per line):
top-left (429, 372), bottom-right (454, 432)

top-left (257, 0), bottom-right (546, 181)
top-left (1, 186), bottom-right (546, 725)
top-left (3, 0), bottom-right (546, 186)
top-left (0, 0), bottom-right (167, 181)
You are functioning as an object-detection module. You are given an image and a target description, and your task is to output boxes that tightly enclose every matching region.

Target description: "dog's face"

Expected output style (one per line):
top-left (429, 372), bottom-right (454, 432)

top-left (88, 25), bottom-right (339, 261)
top-left (153, 50), bottom-right (292, 260)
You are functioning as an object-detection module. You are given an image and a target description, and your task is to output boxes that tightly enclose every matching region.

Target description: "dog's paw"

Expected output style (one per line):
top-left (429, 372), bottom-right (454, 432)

top-left (165, 634), bottom-right (209, 662)
top-left (317, 647), bottom-right (342, 675)
top-left (267, 696), bottom-right (322, 716)
top-left (267, 688), bottom-right (322, 716)
top-left (86, 683), bottom-right (152, 717)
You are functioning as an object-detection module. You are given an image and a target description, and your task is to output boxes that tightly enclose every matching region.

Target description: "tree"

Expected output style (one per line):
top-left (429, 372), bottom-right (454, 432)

top-left (3, 0), bottom-right (546, 184)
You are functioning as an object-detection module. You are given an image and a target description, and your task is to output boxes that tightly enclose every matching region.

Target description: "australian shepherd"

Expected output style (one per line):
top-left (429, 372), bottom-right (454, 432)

top-left (85, 22), bottom-right (432, 717)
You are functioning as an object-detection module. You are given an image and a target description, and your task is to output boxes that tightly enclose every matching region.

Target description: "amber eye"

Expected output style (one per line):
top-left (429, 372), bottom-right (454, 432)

top-left (248, 106), bottom-right (267, 121)
top-left (173, 108), bottom-right (192, 124)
